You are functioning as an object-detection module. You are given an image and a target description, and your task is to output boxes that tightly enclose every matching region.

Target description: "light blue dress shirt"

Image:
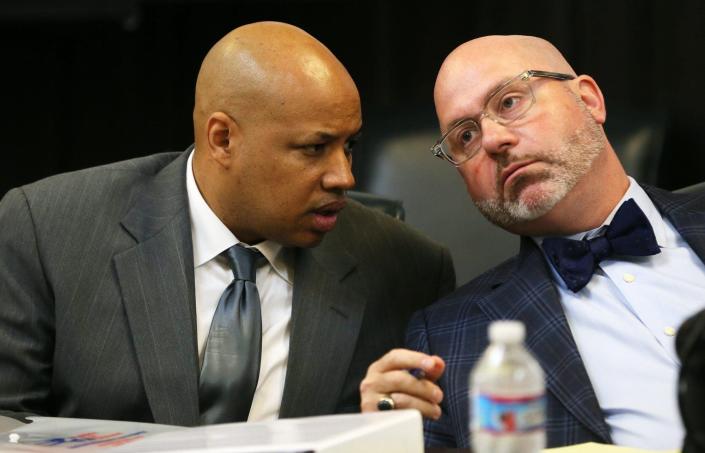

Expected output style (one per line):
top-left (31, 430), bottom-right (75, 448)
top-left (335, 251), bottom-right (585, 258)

top-left (535, 178), bottom-right (705, 449)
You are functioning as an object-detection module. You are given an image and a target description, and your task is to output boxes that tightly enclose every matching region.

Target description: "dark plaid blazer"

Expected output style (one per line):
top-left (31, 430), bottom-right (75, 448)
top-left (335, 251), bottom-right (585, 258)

top-left (406, 184), bottom-right (705, 448)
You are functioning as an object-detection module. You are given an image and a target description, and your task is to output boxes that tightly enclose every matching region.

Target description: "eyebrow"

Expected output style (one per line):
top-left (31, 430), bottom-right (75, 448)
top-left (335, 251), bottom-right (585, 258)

top-left (313, 132), bottom-right (336, 141)
top-left (443, 76), bottom-right (514, 132)
top-left (308, 128), bottom-right (362, 141)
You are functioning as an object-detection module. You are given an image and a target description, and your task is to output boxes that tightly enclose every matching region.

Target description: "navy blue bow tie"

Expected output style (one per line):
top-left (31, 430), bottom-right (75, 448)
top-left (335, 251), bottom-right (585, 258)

top-left (542, 199), bottom-right (661, 292)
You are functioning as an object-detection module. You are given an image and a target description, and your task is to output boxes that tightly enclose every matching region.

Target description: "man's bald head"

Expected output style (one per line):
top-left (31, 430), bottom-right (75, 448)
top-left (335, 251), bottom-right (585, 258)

top-left (193, 21), bottom-right (359, 146)
top-left (432, 34), bottom-right (627, 237)
top-left (434, 35), bottom-right (576, 125)
top-left (190, 22), bottom-right (362, 247)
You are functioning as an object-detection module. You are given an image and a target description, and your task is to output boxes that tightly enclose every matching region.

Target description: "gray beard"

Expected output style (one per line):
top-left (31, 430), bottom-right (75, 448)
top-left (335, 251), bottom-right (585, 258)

top-left (475, 111), bottom-right (605, 229)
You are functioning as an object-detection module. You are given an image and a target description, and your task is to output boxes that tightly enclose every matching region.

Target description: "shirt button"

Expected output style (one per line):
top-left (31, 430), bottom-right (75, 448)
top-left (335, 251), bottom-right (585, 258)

top-left (623, 273), bottom-right (636, 283)
top-left (664, 326), bottom-right (676, 336)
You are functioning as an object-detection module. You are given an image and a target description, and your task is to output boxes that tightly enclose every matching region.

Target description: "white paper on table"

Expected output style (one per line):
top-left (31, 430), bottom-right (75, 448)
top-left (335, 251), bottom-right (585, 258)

top-left (0, 416), bottom-right (176, 451)
top-left (0, 410), bottom-right (423, 453)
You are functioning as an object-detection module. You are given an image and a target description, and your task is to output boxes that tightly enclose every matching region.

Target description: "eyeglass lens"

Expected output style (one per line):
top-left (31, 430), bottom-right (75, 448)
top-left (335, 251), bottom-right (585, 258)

top-left (443, 80), bottom-right (534, 163)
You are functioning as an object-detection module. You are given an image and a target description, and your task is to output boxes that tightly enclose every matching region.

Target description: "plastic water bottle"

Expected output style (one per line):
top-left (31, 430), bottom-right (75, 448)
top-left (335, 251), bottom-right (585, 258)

top-left (470, 320), bottom-right (546, 453)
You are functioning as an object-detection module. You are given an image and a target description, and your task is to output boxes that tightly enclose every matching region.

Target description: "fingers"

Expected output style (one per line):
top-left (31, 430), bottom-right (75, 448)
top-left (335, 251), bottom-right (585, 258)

top-left (361, 389), bottom-right (442, 420)
top-left (366, 348), bottom-right (445, 382)
top-left (389, 391), bottom-right (442, 420)
top-left (360, 370), bottom-right (444, 419)
top-left (364, 369), bottom-right (442, 402)
top-left (360, 349), bottom-right (446, 420)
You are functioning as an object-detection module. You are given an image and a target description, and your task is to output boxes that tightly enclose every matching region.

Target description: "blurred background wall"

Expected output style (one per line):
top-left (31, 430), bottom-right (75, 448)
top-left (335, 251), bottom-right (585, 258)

top-left (2, 0), bottom-right (705, 284)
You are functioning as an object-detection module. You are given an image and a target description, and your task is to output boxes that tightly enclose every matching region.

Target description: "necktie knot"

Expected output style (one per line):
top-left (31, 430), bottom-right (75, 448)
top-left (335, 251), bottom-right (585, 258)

top-left (224, 245), bottom-right (262, 282)
top-left (587, 235), bottom-right (612, 262)
top-left (542, 199), bottom-right (661, 292)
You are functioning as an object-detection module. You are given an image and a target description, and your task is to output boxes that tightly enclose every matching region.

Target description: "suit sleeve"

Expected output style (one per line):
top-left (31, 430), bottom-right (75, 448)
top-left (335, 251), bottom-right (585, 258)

top-left (0, 188), bottom-right (54, 418)
top-left (406, 309), bottom-right (458, 447)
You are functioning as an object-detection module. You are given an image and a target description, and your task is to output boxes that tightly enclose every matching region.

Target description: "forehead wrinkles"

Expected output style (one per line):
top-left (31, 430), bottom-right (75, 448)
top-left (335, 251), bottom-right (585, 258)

top-left (436, 59), bottom-right (519, 128)
top-left (437, 69), bottom-right (513, 133)
top-left (435, 35), bottom-right (574, 128)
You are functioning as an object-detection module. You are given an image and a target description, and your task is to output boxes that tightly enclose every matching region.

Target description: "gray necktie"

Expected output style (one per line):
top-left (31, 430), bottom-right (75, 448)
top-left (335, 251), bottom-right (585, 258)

top-left (199, 244), bottom-right (263, 424)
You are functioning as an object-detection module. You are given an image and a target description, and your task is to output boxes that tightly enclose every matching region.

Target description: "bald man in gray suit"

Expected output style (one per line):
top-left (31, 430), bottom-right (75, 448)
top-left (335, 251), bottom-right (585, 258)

top-left (0, 22), bottom-right (454, 426)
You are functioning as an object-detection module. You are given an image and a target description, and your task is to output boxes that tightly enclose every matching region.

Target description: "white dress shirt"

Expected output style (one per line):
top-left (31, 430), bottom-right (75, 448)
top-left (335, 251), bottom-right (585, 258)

top-left (186, 151), bottom-right (294, 422)
top-left (535, 177), bottom-right (705, 449)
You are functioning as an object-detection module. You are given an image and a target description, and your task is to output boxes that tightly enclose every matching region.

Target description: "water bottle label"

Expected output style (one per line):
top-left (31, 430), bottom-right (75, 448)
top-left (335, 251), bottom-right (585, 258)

top-left (472, 393), bottom-right (545, 434)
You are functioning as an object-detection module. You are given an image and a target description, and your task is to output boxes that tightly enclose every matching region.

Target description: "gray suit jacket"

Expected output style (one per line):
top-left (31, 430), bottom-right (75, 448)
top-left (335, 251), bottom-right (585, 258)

top-left (0, 149), bottom-right (455, 426)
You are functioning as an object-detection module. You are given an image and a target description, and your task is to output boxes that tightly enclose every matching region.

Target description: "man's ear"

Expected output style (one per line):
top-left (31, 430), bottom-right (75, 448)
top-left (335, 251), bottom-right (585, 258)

top-left (575, 75), bottom-right (606, 125)
top-left (206, 111), bottom-right (239, 168)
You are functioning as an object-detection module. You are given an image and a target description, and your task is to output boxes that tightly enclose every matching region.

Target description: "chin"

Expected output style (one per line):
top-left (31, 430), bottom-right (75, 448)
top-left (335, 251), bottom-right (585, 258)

top-left (520, 179), bottom-right (568, 212)
top-left (516, 186), bottom-right (553, 209)
top-left (283, 232), bottom-right (326, 249)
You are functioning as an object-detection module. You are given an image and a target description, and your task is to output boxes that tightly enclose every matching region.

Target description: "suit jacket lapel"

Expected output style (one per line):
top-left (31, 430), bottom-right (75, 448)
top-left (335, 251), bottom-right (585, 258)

top-left (113, 149), bottom-right (200, 426)
top-left (476, 238), bottom-right (612, 443)
top-left (279, 239), bottom-right (364, 418)
top-left (644, 184), bottom-right (705, 263)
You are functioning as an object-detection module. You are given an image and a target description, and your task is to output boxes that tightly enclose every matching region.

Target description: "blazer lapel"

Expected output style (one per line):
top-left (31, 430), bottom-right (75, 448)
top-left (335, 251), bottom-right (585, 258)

top-left (278, 240), bottom-right (364, 418)
top-left (645, 185), bottom-right (705, 263)
top-left (476, 238), bottom-right (612, 443)
top-left (113, 150), bottom-right (200, 426)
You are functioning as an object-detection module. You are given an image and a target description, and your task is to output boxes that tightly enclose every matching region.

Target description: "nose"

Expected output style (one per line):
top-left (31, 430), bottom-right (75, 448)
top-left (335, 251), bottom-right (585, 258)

top-left (322, 147), bottom-right (356, 192)
top-left (479, 116), bottom-right (517, 157)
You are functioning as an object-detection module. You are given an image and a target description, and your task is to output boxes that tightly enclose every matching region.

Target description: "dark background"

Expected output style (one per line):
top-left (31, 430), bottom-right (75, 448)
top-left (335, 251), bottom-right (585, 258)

top-left (2, 0), bottom-right (705, 199)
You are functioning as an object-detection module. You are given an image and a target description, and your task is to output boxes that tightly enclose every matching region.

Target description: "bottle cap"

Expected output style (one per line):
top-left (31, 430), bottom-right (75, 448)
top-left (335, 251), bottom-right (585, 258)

top-left (489, 320), bottom-right (525, 343)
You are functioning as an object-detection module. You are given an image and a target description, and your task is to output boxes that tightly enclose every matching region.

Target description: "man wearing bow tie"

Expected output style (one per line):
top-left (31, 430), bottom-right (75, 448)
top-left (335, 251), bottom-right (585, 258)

top-left (361, 35), bottom-right (705, 450)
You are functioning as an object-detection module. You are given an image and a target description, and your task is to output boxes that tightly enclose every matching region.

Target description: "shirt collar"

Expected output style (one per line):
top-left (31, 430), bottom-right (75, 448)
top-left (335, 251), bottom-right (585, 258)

top-left (185, 150), bottom-right (293, 284)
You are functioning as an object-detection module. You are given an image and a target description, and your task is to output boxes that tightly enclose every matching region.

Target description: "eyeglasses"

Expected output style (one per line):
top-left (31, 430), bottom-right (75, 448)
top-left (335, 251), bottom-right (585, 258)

top-left (431, 70), bottom-right (575, 167)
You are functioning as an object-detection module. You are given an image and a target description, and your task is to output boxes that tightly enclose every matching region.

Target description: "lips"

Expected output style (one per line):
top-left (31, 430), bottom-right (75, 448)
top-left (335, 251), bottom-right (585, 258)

top-left (500, 159), bottom-right (539, 189)
top-left (310, 199), bottom-right (347, 233)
